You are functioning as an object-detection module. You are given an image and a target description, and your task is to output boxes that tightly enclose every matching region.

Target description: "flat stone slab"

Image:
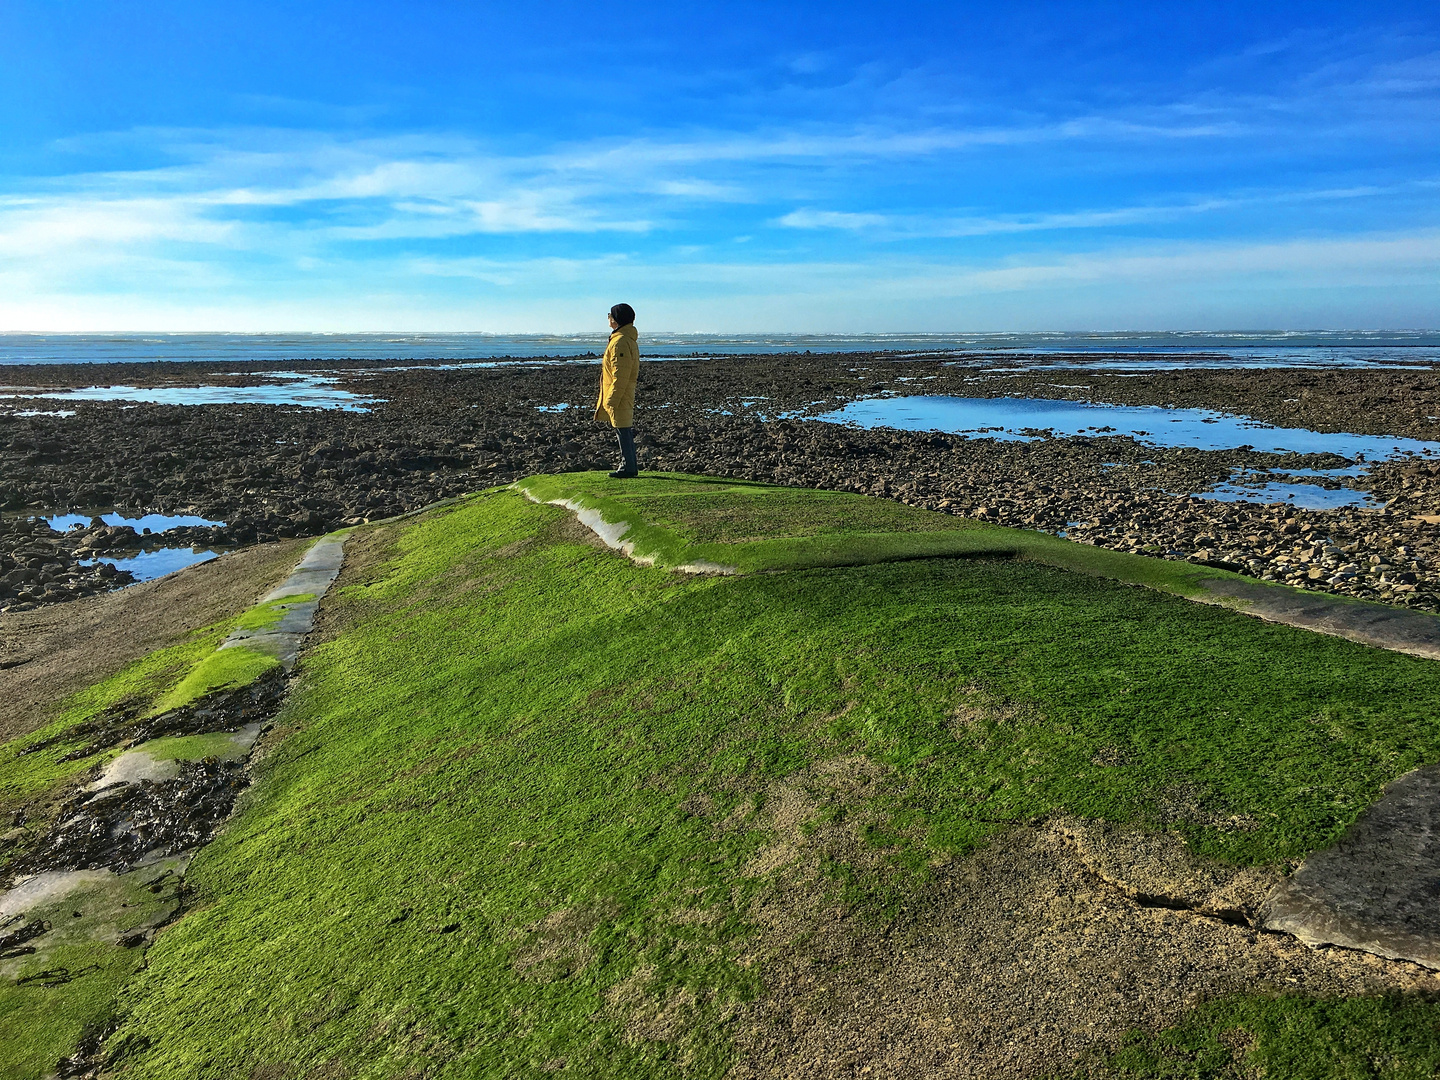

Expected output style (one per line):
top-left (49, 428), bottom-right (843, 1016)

top-left (219, 534), bottom-right (347, 669)
top-left (225, 599), bottom-right (319, 641)
top-left (1202, 578), bottom-right (1440, 660)
top-left (1261, 764), bottom-right (1440, 969)
top-left (263, 568), bottom-right (341, 602)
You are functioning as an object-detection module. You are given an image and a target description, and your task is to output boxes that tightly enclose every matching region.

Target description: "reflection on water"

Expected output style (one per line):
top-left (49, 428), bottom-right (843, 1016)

top-left (80, 548), bottom-right (222, 581)
top-left (47, 511), bottom-right (224, 533)
top-left (1193, 481), bottom-right (1380, 511)
top-left (6, 373), bottom-right (375, 410)
top-left (35, 510), bottom-right (230, 583)
top-left (816, 396), bottom-right (1440, 459)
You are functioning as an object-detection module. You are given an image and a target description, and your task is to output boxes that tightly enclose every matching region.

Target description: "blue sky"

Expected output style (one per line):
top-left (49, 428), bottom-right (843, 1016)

top-left (1, 1), bottom-right (1437, 331)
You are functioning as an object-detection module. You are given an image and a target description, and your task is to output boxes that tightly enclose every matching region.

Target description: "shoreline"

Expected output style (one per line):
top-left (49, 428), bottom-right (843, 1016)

top-left (2, 352), bottom-right (1438, 617)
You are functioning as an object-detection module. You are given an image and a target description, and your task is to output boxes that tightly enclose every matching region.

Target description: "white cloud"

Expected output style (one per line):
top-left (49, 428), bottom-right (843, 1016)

top-left (3, 227), bottom-right (1434, 332)
top-left (776, 208), bottom-right (890, 229)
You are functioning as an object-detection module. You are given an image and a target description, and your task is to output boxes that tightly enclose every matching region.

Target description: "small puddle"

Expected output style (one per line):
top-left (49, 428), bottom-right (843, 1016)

top-left (79, 548), bottom-right (223, 581)
top-left (5, 373), bottom-right (375, 411)
top-left (47, 511), bottom-right (223, 534)
top-left (1192, 481), bottom-right (1380, 511)
top-left (815, 396), bottom-right (1440, 459)
top-left (42, 511), bottom-right (230, 583)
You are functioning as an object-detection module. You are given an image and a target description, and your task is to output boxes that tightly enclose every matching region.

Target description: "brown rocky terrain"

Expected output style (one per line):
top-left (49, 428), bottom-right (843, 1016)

top-left (2, 353), bottom-right (1438, 614)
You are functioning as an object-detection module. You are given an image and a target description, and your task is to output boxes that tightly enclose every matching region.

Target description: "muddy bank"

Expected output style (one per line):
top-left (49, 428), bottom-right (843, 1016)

top-left (2, 354), bottom-right (1438, 615)
top-left (0, 538), bottom-right (307, 743)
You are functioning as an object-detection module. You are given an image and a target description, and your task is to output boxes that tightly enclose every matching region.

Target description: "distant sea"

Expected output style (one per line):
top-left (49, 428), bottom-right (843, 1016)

top-left (1, 330), bottom-right (1438, 367)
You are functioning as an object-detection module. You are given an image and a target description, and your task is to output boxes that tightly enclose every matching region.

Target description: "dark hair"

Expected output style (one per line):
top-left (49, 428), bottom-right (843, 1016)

top-left (609, 303), bottom-right (635, 327)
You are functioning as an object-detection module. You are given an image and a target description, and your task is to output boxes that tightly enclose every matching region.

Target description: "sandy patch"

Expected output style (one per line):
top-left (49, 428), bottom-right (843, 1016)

top-left (728, 819), bottom-right (1440, 1079)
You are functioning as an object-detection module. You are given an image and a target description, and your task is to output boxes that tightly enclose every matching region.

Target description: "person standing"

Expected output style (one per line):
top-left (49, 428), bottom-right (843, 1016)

top-left (595, 303), bottom-right (640, 478)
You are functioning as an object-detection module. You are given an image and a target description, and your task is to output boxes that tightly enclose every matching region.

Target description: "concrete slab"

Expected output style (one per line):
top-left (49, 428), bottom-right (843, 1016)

top-left (218, 631), bottom-right (301, 667)
top-left (225, 600), bottom-right (319, 640)
top-left (1202, 578), bottom-right (1440, 660)
top-left (213, 533), bottom-right (349, 670)
top-left (261, 568), bottom-right (340, 602)
top-left (295, 538), bottom-right (346, 573)
top-left (1260, 763), bottom-right (1440, 969)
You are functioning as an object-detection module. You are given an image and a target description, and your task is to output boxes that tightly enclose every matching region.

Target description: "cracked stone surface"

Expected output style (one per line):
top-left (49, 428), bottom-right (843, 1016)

top-left (1261, 763), bottom-right (1440, 969)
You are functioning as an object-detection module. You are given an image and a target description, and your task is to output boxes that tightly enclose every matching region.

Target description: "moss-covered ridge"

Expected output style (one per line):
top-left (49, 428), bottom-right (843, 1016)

top-left (518, 472), bottom-right (1440, 659)
top-left (97, 486), bottom-right (1440, 1077)
top-left (518, 471), bottom-right (1255, 592)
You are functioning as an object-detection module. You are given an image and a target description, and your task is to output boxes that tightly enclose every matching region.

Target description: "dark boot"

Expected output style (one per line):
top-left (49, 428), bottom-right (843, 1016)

top-left (609, 427), bottom-right (639, 478)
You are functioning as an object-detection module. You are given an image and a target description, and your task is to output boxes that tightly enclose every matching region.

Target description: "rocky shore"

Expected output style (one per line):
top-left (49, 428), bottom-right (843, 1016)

top-left (2, 353), bottom-right (1438, 613)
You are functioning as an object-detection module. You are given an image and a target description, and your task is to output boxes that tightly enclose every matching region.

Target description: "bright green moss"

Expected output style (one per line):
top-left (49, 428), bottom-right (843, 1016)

top-left (148, 645), bottom-right (278, 715)
top-left (232, 593), bottom-right (316, 632)
top-left (514, 471), bottom-right (1249, 596)
top-left (0, 623), bottom-right (232, 809)
top-left (0, 864), bottom-right (184, 1080)
top-left (1062, 992), bottom-right (1440, 1078)
top-left (95, 486), bottom-right (1440, 1078)
top-left (0, 591), bottom-right (308, 808)
top-left (138, 730), bottom-right (250, 763)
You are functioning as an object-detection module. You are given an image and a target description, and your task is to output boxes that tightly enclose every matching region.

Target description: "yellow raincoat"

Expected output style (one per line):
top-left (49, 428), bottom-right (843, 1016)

top-left (595, 323), bottom-right (639, 428)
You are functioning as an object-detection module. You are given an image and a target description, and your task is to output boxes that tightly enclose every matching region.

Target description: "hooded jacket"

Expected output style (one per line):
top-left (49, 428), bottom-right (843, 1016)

top-left (594, 323), bottom-right (639, 428)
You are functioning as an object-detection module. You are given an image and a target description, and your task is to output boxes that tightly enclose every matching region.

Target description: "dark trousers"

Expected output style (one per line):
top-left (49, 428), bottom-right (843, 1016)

top-left (615, 427), bottom-right (638, 473)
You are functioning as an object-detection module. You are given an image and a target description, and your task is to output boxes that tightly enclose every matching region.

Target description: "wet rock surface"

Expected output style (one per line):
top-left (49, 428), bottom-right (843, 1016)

top-left (3, 353), bottom-right (1439, 614)
top-left (14, 761), bottom-right (245, 876)
top-left (1261, 763), bottom-right (1440, 969)
top-left (1, 670), bottom-right (287, 884)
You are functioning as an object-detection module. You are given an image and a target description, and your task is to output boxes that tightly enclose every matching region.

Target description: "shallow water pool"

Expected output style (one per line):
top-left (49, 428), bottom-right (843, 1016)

top-left (80, 547), bottom-right (223, 581)
top-left (47, 511), bottom-right (225, 533)
top-left (816, 396), bottom-right (1440, 459)
top-left (1192, 481), bottom-right (1380, 511)
top-left (8, 373), bottom-right (375, 411)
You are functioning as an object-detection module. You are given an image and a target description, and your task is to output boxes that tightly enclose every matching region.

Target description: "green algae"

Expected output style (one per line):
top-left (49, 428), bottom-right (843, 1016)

top-left (138, 730), bottom-right (251, 763)
top-left (0, 623), bottom-right (233, 813)
top-left (0, 860), bottom-right (186, 1080)
top-left (515, 471), bottom-right (1248, 596)
top-left (93, 485), bottom-right (1440, 1078)
top-left (1063, 991), bottom-right (1440, 1078)
top-left (0, 590), bottom-right (308, 811)
top-left (148, 645), bottom-right (278, 715)
top-left (232, 593), bottom-right (316, 632)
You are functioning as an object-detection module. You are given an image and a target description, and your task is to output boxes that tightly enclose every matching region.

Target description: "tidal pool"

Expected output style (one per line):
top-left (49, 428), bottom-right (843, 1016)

top-left (8, 373), bottom-right (375, 411)
top-left (46, 511), bottom-right (224, 533)
top-left (816, 396), bottom-right (1440, 459)
top-left (38, 511), bottom-right (229, 582)
top-left (1192, 481), bottom-right (1380, 511)
top-left (78, 547), bottom-right (223, 581)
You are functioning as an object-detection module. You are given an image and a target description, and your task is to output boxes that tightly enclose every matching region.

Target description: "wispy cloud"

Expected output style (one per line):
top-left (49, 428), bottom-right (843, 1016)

top-left (0, 110), bottom-right (1258, 265)
top-left (774, 180), bottom-right (1440, 239)
top-left (2, 22), bottom-right (1438, 332)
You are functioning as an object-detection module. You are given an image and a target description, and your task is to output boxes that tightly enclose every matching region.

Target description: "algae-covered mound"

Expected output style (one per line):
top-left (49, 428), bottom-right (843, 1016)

top-left (515, 471), bottom-right (1247, 594)
top-left (7, 476), bottom-right (1440, 1078)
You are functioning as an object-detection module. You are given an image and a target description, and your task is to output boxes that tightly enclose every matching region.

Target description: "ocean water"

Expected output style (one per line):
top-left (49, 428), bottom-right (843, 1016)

top-left (0, 330), bottom-right (1437, 366)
